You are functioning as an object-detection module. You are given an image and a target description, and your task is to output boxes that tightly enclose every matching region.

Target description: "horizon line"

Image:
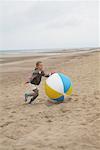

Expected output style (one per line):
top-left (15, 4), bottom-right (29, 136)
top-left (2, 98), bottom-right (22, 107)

top-left (0, 47), bottom-right (100, 51)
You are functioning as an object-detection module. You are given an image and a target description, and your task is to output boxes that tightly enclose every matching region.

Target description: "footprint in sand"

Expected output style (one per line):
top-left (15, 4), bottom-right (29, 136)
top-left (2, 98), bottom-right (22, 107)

top-left (5, 107), bottom-right (11, 110)
top-left (71, 94), bottom-right (79, 101)
top-left (11, 111), bottom-right (16, 114)
top-left (6, 95), bottom-right (9, 98)
top-left (0, 121), bottom-right (14, 128)
top-left (66, 97), bottom-right (72, 101)
top-left (47, 119), bottom-right (53, 123)
top-left (44, 115), bottom-right (53, 122)
top-left (60, 107), bottom-right (71, 113)
top-left (9, 115), bottom-right (14, 118)
top-left (74, 98), bottom-right (79, 101)
top-left (95, 95), bottom-right (99, 100)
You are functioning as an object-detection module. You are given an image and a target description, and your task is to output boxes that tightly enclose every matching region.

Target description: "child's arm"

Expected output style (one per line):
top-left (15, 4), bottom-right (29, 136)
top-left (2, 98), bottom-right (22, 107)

top-left (44, 73), bottom-right (50, 77)
top-left (43, 71), bottom-right (55, 77)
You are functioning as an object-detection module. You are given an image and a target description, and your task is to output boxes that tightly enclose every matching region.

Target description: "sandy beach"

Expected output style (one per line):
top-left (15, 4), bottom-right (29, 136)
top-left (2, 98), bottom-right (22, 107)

top-left (0, 49), bottom-right (100, 150)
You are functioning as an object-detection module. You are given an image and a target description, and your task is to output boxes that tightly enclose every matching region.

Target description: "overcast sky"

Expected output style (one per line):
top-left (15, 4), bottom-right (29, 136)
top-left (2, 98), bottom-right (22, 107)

top-left (0, 0), bottom-right (99, 50)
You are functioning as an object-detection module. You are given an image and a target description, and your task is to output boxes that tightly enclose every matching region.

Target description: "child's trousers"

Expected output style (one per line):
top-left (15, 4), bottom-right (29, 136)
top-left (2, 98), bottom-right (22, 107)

top-left (26, 83), bottom-right (39, 104)
top-left (29, 88), bottom-right (39, 104)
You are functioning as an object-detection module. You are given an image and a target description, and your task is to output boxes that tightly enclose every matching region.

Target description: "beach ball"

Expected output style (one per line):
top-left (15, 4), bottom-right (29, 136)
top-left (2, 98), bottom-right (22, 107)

top-left (45, 73), bottom-right (72, 102)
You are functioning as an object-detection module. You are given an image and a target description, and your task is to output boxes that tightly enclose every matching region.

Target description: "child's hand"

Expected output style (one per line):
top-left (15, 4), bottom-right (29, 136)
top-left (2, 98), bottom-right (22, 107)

top-left (50, 71), bottom-right (56, 75)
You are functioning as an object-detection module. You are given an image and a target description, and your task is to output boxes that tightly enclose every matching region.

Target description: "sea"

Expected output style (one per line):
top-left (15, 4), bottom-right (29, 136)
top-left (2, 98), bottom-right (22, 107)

top-left (0, 48), bottom-right (99, 57)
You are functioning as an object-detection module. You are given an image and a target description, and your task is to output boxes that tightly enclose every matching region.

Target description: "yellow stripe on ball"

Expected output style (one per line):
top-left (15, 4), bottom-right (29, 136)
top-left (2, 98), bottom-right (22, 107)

top-left (45, 82), bottom-right (62, 99)
top-left (66, 86), bottom-right (72, 95)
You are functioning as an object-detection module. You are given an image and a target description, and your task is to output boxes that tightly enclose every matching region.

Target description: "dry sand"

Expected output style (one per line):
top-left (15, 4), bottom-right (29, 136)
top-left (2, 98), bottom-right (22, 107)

top-left (0, 50), bottom-right (100, 150)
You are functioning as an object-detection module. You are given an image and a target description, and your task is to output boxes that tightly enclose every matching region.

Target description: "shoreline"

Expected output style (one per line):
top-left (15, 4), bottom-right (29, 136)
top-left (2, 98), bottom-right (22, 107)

top-left (0, 48), bottom-right (100, 64)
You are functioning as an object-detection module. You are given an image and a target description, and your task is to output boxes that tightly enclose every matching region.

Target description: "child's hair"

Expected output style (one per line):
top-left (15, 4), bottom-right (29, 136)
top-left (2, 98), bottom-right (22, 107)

top-left (36, 61), bottom-right (42, 67)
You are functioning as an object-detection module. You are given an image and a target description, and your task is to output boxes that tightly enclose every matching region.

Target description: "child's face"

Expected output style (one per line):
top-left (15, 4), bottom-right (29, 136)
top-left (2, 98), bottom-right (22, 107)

top-left (37, 63), bottom-right (43, 70)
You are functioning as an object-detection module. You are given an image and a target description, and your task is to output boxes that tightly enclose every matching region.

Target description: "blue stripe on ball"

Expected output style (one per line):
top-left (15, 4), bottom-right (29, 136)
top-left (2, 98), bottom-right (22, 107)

top-left (53, 95), bottom-right (64, 102)
top-left (58, 73), bottom-right (71, 93)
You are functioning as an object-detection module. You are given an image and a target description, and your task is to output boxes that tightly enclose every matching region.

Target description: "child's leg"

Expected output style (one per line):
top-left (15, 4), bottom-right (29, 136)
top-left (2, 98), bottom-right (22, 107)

top-left (28, 88), bottom-right (39, 104)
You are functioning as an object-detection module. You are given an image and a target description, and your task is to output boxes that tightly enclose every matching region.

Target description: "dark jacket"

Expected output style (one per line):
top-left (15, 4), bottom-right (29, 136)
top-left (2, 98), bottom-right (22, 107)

top-left (30, 68), bottom-right (49, 85)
